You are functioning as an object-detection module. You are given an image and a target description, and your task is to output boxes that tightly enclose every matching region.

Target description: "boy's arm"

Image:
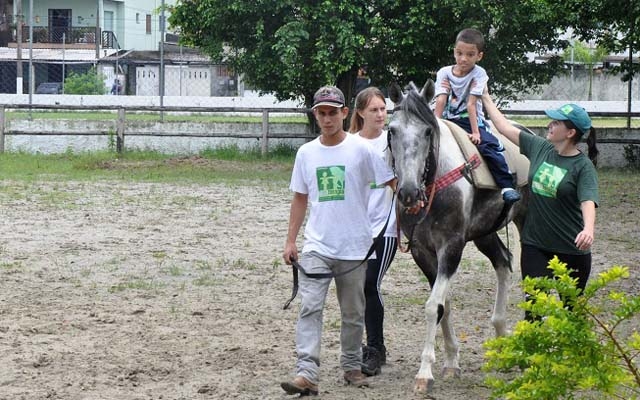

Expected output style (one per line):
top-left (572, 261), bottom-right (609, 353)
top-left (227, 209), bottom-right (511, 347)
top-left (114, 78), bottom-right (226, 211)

top-left (434, 95), bottom-right (447, 118)
top-left (467, 94), bottom-right (481, 144)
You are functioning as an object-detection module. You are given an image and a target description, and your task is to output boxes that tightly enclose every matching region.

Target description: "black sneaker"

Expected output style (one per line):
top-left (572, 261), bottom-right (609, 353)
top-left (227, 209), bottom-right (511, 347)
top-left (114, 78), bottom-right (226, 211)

top-left (502, 189), bottom-right (521, 205)
top-left (361, 345), bottom-right (382, 376)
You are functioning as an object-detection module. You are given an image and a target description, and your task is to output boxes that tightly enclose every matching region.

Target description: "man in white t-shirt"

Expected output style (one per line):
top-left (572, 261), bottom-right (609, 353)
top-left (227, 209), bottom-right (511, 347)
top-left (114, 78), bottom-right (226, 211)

top-left (281, 86), bottom-right (396, 396)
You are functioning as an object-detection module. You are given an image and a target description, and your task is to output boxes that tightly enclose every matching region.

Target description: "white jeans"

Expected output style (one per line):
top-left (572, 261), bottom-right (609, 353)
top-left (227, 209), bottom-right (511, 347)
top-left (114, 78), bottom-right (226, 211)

top-left (294, 252), bottom-right (366, 384)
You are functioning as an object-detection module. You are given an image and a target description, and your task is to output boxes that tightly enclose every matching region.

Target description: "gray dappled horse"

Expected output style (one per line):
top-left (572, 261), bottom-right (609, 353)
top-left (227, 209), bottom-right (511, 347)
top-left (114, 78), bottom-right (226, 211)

top-left (387, 81), bottom-right (528, 393)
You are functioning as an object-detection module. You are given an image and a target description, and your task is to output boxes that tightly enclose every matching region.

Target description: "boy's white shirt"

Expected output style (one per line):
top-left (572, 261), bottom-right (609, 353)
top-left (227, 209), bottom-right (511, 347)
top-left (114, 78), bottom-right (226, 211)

top-left (435, 65), bottom-right (488, 121)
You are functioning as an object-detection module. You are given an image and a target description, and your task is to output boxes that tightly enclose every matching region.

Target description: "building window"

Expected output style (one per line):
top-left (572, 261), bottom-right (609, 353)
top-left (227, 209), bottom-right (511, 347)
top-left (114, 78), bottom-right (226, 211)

top-left (136, 13), bottom-right (140, 24)
top-left (146, 14), bottom-right (151, 34)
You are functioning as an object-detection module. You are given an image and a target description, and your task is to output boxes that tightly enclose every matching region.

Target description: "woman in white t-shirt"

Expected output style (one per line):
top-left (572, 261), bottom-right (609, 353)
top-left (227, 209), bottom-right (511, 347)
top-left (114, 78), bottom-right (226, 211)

top-left (349, 87), bottom-right (398, 376)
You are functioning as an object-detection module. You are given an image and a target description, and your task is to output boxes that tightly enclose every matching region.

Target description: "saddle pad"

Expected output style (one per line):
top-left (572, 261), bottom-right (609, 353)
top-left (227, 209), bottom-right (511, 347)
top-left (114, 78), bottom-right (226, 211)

top-left (440, 119), bottom-right (529, 190)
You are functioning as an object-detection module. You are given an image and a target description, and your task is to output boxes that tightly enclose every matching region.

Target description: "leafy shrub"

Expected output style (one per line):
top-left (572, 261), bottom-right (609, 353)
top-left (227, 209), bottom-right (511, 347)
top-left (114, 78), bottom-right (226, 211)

top-left (623, 144), bottom-right (640, 170)
top-left (484, 257), bottom-right (640, 400)
top-left (64, 67), bottom-right (107, 95)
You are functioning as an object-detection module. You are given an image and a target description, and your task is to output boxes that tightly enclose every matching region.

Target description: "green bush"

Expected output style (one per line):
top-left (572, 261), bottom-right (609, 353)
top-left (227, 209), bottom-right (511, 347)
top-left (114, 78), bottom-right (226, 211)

top-left (483, 257), bottom-right (640, 400)
top-left (64, 67), bottom-right (107, 95)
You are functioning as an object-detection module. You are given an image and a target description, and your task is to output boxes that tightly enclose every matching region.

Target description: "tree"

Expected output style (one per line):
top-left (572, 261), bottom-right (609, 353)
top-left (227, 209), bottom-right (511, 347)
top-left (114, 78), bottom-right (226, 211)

top-left (168, 0), bottom-right (589, 107)
top-left (573, 0), bottom-right (640, 83)
top-left (64, 68), bottom-right (107, 95)
top-left (563, 41), bottom-right (609, 100)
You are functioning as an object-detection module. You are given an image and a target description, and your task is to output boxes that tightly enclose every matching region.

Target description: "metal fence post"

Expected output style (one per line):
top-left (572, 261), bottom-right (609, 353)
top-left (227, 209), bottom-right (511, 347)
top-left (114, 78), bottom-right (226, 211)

top-left (117, 108), bottom-right (125, 153)
top-left (0, 107), bottom-right (5, 153)
top-left (261, 109), bottom-right (269, 156)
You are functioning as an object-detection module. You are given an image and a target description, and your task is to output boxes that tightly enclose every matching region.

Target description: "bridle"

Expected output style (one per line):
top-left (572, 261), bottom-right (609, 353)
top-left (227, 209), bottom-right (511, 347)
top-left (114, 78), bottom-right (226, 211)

top-left (388, 104), bottom-right (440, 252)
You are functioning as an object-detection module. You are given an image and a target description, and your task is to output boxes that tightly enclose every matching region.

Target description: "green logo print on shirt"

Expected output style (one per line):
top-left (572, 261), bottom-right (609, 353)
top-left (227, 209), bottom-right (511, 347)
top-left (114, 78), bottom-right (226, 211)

top-left (531, 161), bottom-right (567, 198)
top-left (317, 166), bottom-right (345, 201)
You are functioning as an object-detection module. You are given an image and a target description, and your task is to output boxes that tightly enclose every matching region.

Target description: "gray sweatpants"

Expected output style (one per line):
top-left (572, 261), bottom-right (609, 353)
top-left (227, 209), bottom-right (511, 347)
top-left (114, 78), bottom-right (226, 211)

top-left (294, 251), bottom-right (366, 384)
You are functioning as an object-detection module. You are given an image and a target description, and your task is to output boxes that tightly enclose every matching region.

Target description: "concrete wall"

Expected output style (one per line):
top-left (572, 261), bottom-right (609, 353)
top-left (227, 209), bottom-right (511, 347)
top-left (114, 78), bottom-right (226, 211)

top-left (1, 117), bottom-right (638, 168)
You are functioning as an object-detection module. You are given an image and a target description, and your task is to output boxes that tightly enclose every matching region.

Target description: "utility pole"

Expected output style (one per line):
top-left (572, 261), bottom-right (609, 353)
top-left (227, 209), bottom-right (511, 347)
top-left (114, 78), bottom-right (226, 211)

top-left (627, 0), bottom-right (634, 129)
top-left (15, 0), bottom-right (22, 94)
top-left (159, 0), bottom-right (165, 120)
top-left (95, 0), bottom-right (100, 62)
top-left (28, 0), bottom-right (32, 101)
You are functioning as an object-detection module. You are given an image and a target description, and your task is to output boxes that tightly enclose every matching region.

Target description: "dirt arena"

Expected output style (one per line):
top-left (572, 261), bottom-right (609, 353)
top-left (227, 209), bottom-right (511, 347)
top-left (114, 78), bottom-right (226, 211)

top-left (0, 173), bottom-right (638, 399)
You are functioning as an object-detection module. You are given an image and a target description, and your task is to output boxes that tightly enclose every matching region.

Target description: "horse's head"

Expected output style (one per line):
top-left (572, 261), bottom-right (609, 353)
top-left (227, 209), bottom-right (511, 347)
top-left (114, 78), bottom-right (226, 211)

top-left (388, 80), bottom-right (439, 209)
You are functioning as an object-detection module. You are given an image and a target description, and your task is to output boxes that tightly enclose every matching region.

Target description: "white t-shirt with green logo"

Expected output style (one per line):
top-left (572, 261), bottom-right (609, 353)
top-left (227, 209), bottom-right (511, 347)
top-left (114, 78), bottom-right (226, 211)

top-left (290, 133), bottom-right (395, 260)
top-left (357, 131), bottom-right (397, 238)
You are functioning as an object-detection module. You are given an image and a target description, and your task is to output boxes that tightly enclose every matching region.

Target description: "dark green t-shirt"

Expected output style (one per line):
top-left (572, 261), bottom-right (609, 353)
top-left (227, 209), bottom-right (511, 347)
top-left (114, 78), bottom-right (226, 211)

top-left (519, 131), bottom-right (599, 255)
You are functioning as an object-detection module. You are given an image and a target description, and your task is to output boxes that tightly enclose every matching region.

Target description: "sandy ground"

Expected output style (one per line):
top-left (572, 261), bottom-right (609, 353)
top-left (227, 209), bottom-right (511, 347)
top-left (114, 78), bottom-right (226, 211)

top-left (0, 177), bottom-right (638, 400)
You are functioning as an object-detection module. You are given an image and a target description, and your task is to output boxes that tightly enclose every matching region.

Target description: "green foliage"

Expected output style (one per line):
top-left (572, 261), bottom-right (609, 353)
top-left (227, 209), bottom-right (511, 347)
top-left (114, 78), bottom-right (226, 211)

top-left (64, 68), bottom-right (107, 95)
top-left (563, 41), bottom-right (610, 100)
top-left (573, 0), bottom-right (640, 82)
top-left (169, 0), bottom-right (584, 105)
top-left (623, 144), bottom-right (640, 170)
top-left (484, 257), bottom-right (640, 399)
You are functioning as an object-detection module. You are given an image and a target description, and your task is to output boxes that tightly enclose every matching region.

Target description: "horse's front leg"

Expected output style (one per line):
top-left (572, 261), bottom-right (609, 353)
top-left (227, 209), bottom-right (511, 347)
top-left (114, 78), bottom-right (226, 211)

top-left (414, 245), bottom-right (463, 393)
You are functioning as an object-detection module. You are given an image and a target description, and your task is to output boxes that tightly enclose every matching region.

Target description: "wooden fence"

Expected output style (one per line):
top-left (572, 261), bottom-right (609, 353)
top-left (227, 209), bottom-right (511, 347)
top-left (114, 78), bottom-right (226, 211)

top-left (0, 104), bottom-right (314, 155)
top-left (1, 104), bottom-right (639, 156)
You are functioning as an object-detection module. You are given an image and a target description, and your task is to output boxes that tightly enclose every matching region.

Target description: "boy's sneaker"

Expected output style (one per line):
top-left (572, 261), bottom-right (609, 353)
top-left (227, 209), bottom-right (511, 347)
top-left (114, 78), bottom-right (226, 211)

top-left (502, 188), bottom-right (521, 205)
top-left (362, 345), bottom-right (383, 376)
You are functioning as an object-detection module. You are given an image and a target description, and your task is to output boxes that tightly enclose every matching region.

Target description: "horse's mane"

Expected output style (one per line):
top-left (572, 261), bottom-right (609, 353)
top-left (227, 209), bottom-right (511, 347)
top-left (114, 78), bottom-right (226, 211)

top-left (395, 84), bottom-right (441, 184)
top-left (397, 85), bottom-right (440, 129)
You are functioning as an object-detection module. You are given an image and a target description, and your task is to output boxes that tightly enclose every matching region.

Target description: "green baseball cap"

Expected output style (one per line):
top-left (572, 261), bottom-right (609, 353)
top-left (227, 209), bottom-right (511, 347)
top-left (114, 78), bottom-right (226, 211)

top-left (544, 103), bottom-right (592, 135)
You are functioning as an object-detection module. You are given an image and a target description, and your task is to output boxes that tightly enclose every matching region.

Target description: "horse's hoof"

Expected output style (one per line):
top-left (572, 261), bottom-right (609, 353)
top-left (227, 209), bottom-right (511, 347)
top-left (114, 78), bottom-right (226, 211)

top-left (441, 367), bottom-right (461, 379)
top-left (414, 378), bottom-right (434, 393)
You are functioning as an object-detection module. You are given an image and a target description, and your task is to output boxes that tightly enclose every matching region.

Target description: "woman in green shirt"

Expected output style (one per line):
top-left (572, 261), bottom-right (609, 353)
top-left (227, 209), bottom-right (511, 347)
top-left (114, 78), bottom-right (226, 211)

top-left (481, 91), bottom-right (599, 319)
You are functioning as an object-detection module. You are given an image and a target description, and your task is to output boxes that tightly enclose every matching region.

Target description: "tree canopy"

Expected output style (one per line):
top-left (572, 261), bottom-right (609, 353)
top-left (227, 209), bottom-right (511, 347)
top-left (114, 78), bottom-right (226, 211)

top-left (168, 0), bottom-right (631, 107)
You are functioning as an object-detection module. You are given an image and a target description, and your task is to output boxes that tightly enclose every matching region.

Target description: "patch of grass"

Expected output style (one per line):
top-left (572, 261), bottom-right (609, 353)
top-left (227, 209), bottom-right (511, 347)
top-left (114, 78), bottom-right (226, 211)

top-left (397, 295), bottom-right (426, 306)
top-left (0, 146), bottom-right (294, 183)
top-left (163, 265), bottom-right (184, 277)
top-left (108, 277), bottom-right (164, 293)
top-left (0, 261), bottom-right (23, 273)
top-left (598, 168), bottom-right (639, 207)
top-left (193, 274), bottom-right (221, 287)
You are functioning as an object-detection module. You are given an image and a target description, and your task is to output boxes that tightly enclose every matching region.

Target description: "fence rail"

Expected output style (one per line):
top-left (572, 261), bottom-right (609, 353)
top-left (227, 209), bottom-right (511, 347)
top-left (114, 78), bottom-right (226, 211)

top-left (0, 104), bottom-right (639, 157)
top-left (0, 104), bottom-right (313, 155)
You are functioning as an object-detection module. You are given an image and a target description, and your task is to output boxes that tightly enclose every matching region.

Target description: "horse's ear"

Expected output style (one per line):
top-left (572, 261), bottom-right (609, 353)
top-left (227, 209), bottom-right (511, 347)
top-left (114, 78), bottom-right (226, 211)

top-left (421, 80), bottom-right (435, 103)
top-left (388, 82), bottom-right (403, 104)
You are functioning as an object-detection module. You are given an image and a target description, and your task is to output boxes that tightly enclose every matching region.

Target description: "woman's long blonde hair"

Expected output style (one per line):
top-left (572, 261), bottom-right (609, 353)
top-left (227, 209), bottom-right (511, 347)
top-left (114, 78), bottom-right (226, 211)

top-left (349, 87), bottom-right (386, 133)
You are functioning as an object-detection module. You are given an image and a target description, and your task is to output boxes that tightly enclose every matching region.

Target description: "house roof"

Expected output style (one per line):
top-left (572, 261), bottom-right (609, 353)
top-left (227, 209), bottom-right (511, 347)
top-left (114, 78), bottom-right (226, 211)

top-left (100, 49), bottom-right (214, 64)
top-left (0, 48), bottom-right (119, 63)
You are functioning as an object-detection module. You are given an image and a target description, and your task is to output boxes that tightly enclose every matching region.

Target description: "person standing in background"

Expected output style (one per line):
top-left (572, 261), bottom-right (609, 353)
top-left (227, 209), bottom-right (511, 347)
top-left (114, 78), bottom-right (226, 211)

top-left (481, 90), bottom-right (599, 320)
top-left (281, 86), bottom-right (396, 396)
top-left (349, 86), bottom-right (398, 376)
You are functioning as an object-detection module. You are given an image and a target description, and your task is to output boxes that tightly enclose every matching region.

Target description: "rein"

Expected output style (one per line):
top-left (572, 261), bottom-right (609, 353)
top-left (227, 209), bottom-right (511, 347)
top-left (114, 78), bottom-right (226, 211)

top-left (283, 196), bottom-right (395, 310)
